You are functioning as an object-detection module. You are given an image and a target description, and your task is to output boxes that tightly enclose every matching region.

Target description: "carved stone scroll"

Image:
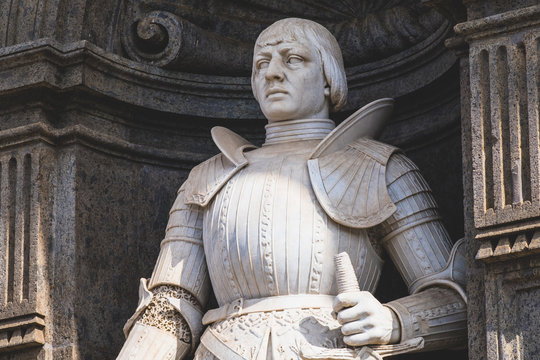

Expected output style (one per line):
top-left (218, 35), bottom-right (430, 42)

top-left (122, 10), bottom-right (253, 74)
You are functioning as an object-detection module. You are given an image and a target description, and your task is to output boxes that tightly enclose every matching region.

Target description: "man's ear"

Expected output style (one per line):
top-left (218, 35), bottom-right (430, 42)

top-left (324, 85), bottom-right (330, 97)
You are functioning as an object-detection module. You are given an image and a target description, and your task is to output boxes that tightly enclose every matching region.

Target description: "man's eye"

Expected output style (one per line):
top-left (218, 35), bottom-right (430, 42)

top-left (257, 60), bottom-right (269, 69)
top-left (287, 56), bottom-right (303, 64)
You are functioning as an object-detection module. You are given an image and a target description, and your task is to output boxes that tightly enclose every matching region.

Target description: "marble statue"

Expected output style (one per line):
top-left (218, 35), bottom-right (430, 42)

top-left (116, 18), bottom-right (467, 360)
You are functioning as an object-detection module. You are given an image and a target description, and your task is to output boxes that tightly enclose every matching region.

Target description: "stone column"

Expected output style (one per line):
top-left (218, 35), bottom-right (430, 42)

top-left (452, 3), bottom-right (540, 359)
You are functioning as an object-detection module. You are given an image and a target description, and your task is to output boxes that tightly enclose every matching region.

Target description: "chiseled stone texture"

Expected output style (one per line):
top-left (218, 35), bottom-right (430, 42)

top-left (453, 3), bottom-right (540, 360)
top-left (71, 149), bottom-right (191, 359)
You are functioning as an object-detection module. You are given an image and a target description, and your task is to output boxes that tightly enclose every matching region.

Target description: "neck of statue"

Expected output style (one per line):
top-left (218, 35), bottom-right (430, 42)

top-left (264, 118), bottom-right (335, 145)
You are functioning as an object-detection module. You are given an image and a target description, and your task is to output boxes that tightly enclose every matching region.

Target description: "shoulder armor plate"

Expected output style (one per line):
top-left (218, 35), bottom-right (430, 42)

top-left (309, 98), bottom-right (394, 159)
top-left (308, 138), bottom-right (399, 228)
top-left (184, 127), bottom-right (256, 206)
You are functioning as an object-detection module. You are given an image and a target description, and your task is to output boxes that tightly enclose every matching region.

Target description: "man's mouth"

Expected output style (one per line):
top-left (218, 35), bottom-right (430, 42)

top-left (266, 88), bottom-right (288, 98)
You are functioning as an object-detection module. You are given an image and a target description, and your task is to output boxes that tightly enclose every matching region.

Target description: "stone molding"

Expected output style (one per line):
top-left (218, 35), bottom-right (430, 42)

top-left (455, 5), bottom-right (540, 39)
top-left (0, 38), bottom-right (258, 119)
top-left (475, 229), bottom-right (540, 262)
top-left (0, 122), bottom-right (206, 169)
top-left (0, 1), bottom-right (461, 117)
top-left (0, 315), bottom-right (45, 353)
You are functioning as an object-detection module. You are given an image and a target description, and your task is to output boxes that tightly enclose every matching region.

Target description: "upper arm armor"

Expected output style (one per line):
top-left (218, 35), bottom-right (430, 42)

top-left (379, 154), bottom-right (467, 351)
top-left (149, 184), bottom-right (210, 305)
top-left (379, 153), bottom-right (466, 299)
top-left (123, 184), bottom-right (210, 354)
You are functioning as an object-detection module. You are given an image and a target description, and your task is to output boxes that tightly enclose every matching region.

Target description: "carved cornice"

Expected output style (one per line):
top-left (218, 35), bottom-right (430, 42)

top-left (0, 315), bottom-right (45, 352)
top-left (455, 4), bottom-right (540, 40)
top-left (0, 1), bottom-right (461, 121)
top-left (0, 122), bottom-right (207, 169)
top-left (0, 39), bottom-right (259, 119)
top-left (475, 223), bottom-right (540, 262)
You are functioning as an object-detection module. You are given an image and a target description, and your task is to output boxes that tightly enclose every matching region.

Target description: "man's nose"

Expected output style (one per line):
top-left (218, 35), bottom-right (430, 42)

top-left (264, 58), bottom-right (284, 81)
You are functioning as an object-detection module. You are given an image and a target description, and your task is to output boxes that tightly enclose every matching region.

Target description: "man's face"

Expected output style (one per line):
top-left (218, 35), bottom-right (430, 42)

top-left (253, 35), bottom-right (330, 123)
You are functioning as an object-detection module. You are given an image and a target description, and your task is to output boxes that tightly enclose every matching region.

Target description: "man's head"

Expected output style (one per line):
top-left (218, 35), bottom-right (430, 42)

top-left (251, 18), bottom-right (347, 122)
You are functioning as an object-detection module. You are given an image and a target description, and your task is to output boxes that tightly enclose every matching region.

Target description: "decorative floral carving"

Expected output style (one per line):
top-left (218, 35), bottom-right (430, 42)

top-left (138, 285), bottom-right (200, 343)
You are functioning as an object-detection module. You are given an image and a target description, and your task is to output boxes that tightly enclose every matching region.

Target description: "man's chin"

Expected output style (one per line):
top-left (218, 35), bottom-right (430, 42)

top-left (264, 113), bottom-right (298, 123)
top-left (262, 107), bottom-right (298, 123)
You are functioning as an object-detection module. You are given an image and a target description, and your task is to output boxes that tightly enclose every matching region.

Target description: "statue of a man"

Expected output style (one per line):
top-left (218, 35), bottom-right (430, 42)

top-left (117, 18), bottom-right (466, 360)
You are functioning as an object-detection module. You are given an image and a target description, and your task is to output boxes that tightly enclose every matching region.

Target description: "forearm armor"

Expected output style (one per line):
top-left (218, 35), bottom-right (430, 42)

top-left (118, 185), bottom-right (210, 360)
top-left (385, 287), bottom-right (467, 351)
top-left (378, 154), bottom-right (466, 350)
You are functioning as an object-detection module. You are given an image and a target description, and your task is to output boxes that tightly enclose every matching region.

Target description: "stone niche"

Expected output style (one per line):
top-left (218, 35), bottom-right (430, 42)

top-left (0, 0), bottom-right (471, 359)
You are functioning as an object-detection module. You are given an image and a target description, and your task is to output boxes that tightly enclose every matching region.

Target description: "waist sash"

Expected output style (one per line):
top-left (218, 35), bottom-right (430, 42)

top-left (202, 294), bottom-right (335, 325)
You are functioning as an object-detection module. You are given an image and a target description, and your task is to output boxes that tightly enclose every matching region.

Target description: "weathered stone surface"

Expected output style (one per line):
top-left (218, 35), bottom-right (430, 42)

top-left (0, 100), bottom-right (211, 359)
top-left (451, 3), bottom-right (540, 360)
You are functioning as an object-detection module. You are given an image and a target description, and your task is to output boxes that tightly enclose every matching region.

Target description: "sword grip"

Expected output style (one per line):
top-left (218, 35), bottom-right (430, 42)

top-left (334, 252), bottom-right (360, 294)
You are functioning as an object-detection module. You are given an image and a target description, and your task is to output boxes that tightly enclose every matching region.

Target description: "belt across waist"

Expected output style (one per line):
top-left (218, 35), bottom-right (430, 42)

top-left (202, 294), bottom-right (335, 325)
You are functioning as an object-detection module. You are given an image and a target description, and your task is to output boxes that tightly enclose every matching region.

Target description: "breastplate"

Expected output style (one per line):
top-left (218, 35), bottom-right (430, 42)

top-left (203, 140), bottom-right (383, 306)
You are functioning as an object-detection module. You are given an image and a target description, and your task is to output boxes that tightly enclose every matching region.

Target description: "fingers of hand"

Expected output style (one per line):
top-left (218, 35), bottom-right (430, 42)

top-left (344, 332), bottom-right (384, 347)
top-left (333, 292), bottom-right (358, 313)
top-left (336, 294), bottom-right (395, 345)
top-left (336, 306), bottom-right (368, 325)
top-left (340, 320), bottom-right (373, 336)
top-left (334, 292), bottom-right (381, 325)
top-left (333, 291), bottom-right (374, 313)
top-left (342, 323), bottom-right (392, 346)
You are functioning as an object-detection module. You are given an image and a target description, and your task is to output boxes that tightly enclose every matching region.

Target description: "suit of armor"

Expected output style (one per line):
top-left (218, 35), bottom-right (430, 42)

top-left (117, 101), bottom-right (467, 360)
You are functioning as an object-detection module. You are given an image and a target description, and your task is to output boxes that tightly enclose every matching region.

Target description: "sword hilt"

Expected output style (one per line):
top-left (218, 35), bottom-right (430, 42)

top-left (334, 252), bottom-right (360, 294)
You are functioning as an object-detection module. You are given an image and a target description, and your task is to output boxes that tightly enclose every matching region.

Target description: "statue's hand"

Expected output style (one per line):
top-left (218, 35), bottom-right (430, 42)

top-left (333, 291), bottom-right (400, 346)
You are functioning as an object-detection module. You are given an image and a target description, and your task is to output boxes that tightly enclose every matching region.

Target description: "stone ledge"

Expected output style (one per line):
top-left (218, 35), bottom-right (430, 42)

top-left (0, 122), bottom-right (208, 169)
top-left (0, 315), bottom-right (45, 353)
top-left (474, 203), bottom-right (540, 230)
top-left (475, 228), bottom-right (540, 262)
top-left (454, 4), bottom-right (540, 39)
top-left (0, 35), bottom-right (459, 117)
top-left (0, 39), bottom-right (260, 120)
